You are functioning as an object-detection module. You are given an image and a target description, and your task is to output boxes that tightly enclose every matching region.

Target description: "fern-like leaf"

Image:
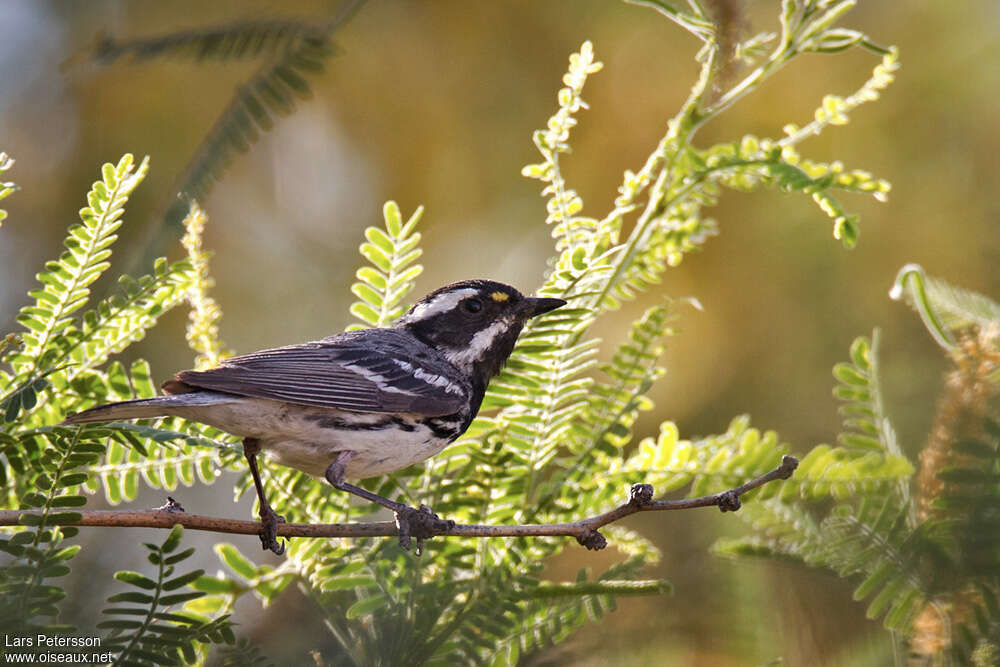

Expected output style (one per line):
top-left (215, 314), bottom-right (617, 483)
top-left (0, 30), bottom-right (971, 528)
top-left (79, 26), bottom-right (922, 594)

top-left (624, 0), bottom-right (715, 43)
top-left (162, 2), bottom-right (365, 229)
top-left (6, 155), bottom-right (149, 382)
top-left (824, 499), bottom-right (927, 629)
top-left (0, 427), bottom-right (99, 636)
top-left (521, 40), bottom-right (602, 252)
top-left (79, 21), bottom-right (332, 65)
top-left (99, 526), bottom-right (234, 665)
top-left (180, 201), bottom-right (232, 369)
top-left (712, 497), bottom-right (827, 567)
top-left (347, 201), bottom-right (424, 330)
top-left (891, 263), bottom-right (1000, 352)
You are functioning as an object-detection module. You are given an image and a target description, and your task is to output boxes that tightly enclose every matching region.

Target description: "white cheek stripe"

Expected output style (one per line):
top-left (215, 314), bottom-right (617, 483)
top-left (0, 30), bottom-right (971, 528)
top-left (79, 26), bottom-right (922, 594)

top-left (405, 288), bottom-right (479, 322)
top-left (445, 318), bottom-right (511, 368)
top-left (391, 359), bottom-right (464, 396)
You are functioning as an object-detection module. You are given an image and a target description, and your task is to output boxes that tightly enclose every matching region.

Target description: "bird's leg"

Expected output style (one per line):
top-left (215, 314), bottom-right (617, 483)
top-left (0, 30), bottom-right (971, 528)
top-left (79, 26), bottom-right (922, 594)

top-left (324, 451), bottom-right (454, 555)
top-left (243, 437), bottom-right (286, 555)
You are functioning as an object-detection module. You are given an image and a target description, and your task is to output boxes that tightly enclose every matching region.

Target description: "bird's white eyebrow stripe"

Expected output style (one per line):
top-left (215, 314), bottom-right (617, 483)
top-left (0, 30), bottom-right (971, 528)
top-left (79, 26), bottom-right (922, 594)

top-left (405, 288), bottom-right (480, 322)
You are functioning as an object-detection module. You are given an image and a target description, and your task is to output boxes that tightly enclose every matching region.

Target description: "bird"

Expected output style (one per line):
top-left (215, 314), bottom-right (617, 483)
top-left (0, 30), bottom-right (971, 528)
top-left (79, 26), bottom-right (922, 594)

top-left (63, 280), bottom-right (566, 555)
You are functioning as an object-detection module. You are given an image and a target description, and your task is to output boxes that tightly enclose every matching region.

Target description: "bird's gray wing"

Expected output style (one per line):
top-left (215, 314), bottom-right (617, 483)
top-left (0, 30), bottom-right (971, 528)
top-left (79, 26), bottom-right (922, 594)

top-left (169, 333), bottom-right (467, 417)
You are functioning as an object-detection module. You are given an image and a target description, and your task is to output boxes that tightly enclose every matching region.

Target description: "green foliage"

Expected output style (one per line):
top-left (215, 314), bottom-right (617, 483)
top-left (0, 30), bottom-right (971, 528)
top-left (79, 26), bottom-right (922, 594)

top-left (606, 0), bottom-right (898, 251)
top-left (188, 542), bottom-right (294, 614)
top-left (0, 426), bottom-right (94, 638)
top-left (181, 202), bottom-right (232, 370)
top-left (67, 5), bottom-right (365, 231)
top-left (214, 638), bottom-right (275, 667)
top-left (99, 526), bottom-right (236, 665)
top-left (891, 263), bottom-right (1000, 353)
top-left (1, 156), bottom-right (196, 435)
top-left (84, 21), bottom-right (334, 65)
top-left (1, 1), bottom-right (908, 664)
top-left (8, 155), bottom-right (154, 380)
top-left (0, 157), bottom-right (234, 511)
top-left (0, 157), bottom-right (239, 655)
top-left (214, 3), bottom-right (899, 659)
top-left (0, 152), bottom-right (16, 226)
top-left (715, 333), bottom-right (923, 630)
top-left (166, 27), bottom-right (340, 213)
top-left (933, 418), bottom-right (1000, 663)
top-left (348, 201), bottom-right (424, 330)
top-left (214, 204), bottom-right (672, 663)
top-left (719, 267), bottom-right (1000, 664)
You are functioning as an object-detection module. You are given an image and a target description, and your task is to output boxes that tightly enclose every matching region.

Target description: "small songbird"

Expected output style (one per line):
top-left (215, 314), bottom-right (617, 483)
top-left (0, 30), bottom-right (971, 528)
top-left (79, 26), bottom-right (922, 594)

top-left (63, 280), bottom-right (566, 554)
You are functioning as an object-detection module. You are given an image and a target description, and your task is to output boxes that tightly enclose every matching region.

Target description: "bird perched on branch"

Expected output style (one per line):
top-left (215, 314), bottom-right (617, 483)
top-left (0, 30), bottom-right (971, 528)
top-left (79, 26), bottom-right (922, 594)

top-left (64, 280), bottom-right (566, 555)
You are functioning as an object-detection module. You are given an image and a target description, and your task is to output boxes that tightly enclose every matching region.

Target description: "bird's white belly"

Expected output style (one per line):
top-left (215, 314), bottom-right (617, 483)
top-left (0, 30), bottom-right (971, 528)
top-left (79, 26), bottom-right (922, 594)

top-left (265, 424), bottom-right (449, 479)
top-left (174, 396), bottom-right (452, 479)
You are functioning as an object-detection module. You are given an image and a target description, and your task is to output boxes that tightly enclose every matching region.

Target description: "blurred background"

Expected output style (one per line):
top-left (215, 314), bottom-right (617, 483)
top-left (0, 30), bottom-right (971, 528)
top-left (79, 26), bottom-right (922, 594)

top-left (2, 1), bottom-right (999, 664)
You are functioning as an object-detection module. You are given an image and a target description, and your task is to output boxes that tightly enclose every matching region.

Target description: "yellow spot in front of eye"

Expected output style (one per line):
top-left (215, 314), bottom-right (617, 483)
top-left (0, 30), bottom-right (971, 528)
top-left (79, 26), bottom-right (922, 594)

top-left (491, 291), bottom-right (509, 302)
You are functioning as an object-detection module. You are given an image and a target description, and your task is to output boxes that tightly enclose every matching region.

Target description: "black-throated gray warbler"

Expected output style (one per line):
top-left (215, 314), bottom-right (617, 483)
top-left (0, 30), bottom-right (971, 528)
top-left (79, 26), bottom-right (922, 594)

top-left (64, 280), bottom-right (566, 554)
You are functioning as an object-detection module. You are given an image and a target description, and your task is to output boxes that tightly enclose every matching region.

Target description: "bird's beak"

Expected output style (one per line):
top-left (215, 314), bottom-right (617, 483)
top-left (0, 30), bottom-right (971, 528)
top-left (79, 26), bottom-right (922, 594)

top-left (520, 296), bottom-right (567, 319)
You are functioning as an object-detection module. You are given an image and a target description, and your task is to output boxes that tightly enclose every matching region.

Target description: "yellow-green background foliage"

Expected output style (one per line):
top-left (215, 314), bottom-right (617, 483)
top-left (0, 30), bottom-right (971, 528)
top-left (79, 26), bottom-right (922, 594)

top-left (2, 2), bottom-right (998, 664)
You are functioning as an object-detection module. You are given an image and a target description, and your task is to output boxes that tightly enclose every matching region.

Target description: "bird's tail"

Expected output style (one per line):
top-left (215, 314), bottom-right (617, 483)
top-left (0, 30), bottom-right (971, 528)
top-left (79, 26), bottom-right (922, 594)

top-left (62, 393), bottom-right (228, 425)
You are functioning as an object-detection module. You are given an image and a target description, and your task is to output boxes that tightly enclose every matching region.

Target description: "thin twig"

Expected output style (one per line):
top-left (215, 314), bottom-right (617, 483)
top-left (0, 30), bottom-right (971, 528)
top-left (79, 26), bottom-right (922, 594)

top-left (0, 457), bottom-right (798, 551)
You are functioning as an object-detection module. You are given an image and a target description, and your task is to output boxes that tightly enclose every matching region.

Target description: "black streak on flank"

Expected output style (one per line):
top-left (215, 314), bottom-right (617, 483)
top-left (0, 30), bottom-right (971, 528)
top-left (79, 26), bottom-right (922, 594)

top-left (425, 417), bottom-right (463, 442)
top-left (305, 414), bottom-right (395, 431)
top-left (390, 417), bottom-right (417, 432)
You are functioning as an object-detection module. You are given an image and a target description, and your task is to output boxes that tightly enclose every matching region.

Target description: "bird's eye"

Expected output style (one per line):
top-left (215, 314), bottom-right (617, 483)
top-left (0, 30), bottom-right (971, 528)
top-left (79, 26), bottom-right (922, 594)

top-left (462, 298), bottom-right (483, 314)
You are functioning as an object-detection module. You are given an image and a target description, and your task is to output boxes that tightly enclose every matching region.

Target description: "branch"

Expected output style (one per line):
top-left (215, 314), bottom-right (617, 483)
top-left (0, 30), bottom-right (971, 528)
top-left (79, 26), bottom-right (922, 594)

top-left (0, 457), bottom-right (798, 552)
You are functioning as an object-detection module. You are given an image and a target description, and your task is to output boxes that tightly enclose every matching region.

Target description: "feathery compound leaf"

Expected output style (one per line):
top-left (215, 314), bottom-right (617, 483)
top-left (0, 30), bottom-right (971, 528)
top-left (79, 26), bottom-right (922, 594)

top-left (781, 46), bottom-right (899, 142)
top-left (23, 258), bottom-right (197, 413)
top-left (0, 157), bottom-right (238, 509)
top-left (891, 263), bottom-right (1000, 352)
top-left (101, 527), bottom-right (235, 664)
top-left (215, 638), bottom-right (275, 667)
top-left (162, 3), bottom-right (364, 229)
top-left (823, 501), bottom-right (926, 630)
top-left (712, 498), bottom-right (827, 567)
top-left (624, 0), bottom-right (715, 42)
top-left (832, 331), bottom-right (906, 459)
top-left (792, 444), bottom-right (913, 501)
top-left (0, 5), bottom-right (906, 663)
top-left (64, 5), bottom-right (364, 236)
top-left (77, 20), bottom-right (332, 65)
top-left (347, 201), bottom-right (424, 330)
top-left (86, 419), bottom-right (238, 505)
top-left (302, 17), bottom-right (899, 657)
top-left (0, 427), bottom-right (95, 635)
top-left (6, 155), bottom-right (149, 381)
top-left (180, 202), bottom-right (232, 369)
top-left (700, 138), bottom-right (889, 248)
top-left (0, 253), bottom-right (195, 430)
top-left (167, 35), bottom-right (335, 219)
top-left (524, 302), bottom-right (678, 519)
top-left (624, 417), bottom-right (792, 498)
top-left (924, 420), bottom-right (1000, 654)
top-left (522, 41), bottom-right (602, 252)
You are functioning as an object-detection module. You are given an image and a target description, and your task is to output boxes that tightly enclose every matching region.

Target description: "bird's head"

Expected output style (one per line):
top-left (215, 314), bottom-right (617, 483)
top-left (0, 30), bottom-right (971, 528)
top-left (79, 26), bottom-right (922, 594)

top-left (397, 280), bottom-right (566, 382)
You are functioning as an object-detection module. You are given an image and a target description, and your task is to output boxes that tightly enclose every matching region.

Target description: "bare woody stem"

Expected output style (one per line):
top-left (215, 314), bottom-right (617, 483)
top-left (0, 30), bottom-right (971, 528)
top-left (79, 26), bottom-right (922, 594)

top-left (0, 456), bottom-right (798, 551)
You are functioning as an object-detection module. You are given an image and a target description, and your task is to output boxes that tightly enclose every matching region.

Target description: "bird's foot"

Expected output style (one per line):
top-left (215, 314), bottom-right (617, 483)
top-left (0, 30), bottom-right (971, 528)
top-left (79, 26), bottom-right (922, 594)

top-left (258, 506), bottom-right (287, 556)
top-left (395, 504), bottom-right (454, 556)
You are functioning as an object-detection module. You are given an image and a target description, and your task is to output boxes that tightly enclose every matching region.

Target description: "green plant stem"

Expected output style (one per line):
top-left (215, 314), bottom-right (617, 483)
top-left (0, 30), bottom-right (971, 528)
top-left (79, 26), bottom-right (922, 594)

top-left (584, 44), bottom-right (713, 315)
top-left (14, 429), bottom-right (82, 621)
top-left (116, 544), bottom-right (165, 666)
